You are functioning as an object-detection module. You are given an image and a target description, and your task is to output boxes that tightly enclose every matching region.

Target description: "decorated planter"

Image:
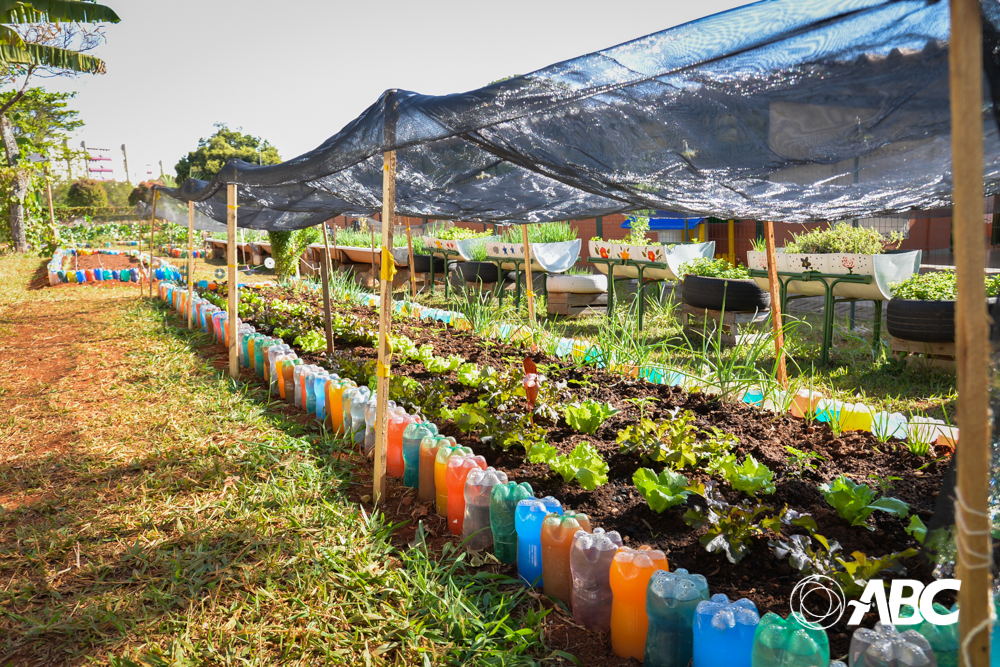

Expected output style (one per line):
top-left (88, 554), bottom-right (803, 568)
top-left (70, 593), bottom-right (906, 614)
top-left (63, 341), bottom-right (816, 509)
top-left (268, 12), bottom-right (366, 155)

top-left (746, 249), bottom-right (921, 300)
top-left (337, 245), bottom-right (410, 266)
top-left (587, 240), bottom-right (715, 280)
top-left (485, 239), bottom-right (581, 273)
top-left (421, 235), bottom-right (500, 261)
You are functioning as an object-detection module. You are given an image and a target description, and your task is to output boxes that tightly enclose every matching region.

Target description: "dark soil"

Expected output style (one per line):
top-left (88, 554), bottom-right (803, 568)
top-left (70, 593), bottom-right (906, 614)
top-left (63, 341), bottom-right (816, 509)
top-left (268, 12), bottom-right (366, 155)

top-left (70, 253), bottom-right (140, 273)
top-left (204, 283), bottom-right (994, 664)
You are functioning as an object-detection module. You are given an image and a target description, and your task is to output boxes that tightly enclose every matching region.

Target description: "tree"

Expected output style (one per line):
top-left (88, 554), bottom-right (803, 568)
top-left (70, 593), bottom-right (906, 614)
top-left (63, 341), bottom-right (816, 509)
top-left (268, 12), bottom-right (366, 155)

top-left (127, 180), bottom-right (162, 207)
top-left (0, 87), bottom-right (81, 151)
top-left (0, 0), bottom-right (120, 252)
top-left (175, 123), bottom-right (281, 183)
top-left (65, 178), bottom-right (106, 207)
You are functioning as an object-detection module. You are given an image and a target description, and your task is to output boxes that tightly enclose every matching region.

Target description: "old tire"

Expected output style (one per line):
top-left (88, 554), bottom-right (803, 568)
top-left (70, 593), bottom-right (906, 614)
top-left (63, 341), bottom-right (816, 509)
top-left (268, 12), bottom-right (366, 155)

top-left (410, 253), bottom-right (445, 273)
top-left (886, 299), bottom-right (955, 343)
top-left (681, 275), bottom-right (770, 312)
top-left (456, 261), bottom-right (499, 284)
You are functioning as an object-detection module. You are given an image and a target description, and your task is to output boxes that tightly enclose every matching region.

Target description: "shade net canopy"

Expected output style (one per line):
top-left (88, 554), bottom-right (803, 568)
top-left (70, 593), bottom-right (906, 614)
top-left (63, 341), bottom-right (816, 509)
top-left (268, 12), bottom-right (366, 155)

top-left (158, 0), bottom-right (1000, 229)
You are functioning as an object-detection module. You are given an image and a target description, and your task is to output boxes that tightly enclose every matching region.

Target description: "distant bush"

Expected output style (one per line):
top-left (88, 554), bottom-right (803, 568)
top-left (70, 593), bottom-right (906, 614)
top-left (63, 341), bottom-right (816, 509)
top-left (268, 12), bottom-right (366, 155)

top-left (66, 179), bottom-right (108, 208)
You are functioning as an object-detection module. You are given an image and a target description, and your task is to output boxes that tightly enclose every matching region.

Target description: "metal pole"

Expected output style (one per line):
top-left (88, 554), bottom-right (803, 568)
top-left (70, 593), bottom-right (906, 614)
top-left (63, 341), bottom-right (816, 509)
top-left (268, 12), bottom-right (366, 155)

top-left (949, 0), bottom-right (993, 664)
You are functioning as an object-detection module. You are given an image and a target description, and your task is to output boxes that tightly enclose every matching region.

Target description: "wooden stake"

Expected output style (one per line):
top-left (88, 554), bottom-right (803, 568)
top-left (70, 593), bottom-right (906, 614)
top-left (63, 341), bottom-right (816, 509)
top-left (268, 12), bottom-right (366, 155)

top-left (405, 218), bottom-right (417, 299)
top-left (728, 219), bottom-right (736, 265)
top-left (187, 201), bottom-right (194, 329)
top-left (321, 219), bottom-right (334, 355)
top-left (521, 225), bottom-right (536, 325)
top-left (763, 221), bottom-right (787, 387)
top-left (149, 189), bottom-right (157, 297)
top-left (373, 149), bottom-right (396, 504)
top-left (949, 1), bottom-right (993, 664)
top-left (44, 168), bottom-right (55, 228)
top-left (227, 183), bottom-right (239, 379)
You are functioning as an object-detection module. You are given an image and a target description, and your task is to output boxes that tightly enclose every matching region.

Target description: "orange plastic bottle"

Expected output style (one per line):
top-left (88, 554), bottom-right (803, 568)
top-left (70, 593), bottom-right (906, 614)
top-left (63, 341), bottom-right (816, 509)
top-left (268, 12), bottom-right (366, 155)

top-left (434, 444), bottom-right (472, 517)
top-left (541, 511), bottom-right (592, 605)
top-left (419, 436), bottom-right (454, 502)
top-left (326, 381), bottom-right (352, 434)
top-left (387, 412), bottom-right (417, 478)
top-left (609, 545), bottom-right (669, 661)
top-left (445, 454), bottom-right (487, 535)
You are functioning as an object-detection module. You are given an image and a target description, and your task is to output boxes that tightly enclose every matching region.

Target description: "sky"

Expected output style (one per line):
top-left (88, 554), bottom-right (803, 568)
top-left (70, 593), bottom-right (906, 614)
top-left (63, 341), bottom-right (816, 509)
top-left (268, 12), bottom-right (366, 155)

top-left (38, 0), bottom-right (750, 183)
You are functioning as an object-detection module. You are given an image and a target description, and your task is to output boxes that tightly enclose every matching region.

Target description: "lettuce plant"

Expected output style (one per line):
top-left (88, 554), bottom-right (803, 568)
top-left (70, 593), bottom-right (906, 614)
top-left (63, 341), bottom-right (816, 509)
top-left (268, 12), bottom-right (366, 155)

top-left (633, 468), bottom-right (691, 513)
top-left (563, 399), bottom-right (618, 434)
top-left (711, 454), bottom-right (776, 496)
top-left (818, 476), bottom-right (909, 529)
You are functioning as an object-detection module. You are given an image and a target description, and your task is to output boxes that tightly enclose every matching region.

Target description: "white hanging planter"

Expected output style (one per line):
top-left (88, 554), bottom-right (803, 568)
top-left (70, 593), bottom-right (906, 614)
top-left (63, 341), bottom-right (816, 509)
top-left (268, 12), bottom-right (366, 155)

top-left (746, 249), bottom-right (921, 300)
top-left (587, 240), bottom-right (716, 280)
top-left (421, 235), bottom-right (500, 261)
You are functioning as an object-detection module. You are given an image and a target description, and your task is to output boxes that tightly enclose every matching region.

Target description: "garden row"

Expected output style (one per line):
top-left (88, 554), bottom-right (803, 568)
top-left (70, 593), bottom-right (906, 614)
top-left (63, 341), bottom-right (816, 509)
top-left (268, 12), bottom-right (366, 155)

top-left (150, 274), bottom-right (989, 666)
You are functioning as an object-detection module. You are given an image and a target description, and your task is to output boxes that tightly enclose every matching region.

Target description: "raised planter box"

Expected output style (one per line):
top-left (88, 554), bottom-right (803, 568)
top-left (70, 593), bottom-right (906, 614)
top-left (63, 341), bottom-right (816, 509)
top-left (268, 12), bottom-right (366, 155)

top-left (588, 240), bottom-right (715, 280)
top-left (485, 239), bottom-right (581, 273)
top-left (745, 249), bottom-right (921, 300)
top-left (337, 245), bottom-right (410, 266)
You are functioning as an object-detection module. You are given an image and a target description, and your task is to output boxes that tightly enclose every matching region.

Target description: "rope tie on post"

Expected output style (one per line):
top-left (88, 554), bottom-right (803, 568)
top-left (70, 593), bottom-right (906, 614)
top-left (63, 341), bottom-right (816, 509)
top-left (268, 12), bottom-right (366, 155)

top-left (954, 488), bottom-right (995, 667)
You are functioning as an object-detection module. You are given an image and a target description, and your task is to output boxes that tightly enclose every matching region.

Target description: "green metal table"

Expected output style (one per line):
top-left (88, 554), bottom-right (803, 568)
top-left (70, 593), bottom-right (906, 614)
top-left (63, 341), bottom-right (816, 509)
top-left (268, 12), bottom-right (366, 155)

top-left (486, 257), bottom-right (548, 310)
top-left (588, 256), bottom-right (673, 330)
top-left (748, 269), bottom-right (883, 366)
top-left (427, 248), bottom-right (463, 298)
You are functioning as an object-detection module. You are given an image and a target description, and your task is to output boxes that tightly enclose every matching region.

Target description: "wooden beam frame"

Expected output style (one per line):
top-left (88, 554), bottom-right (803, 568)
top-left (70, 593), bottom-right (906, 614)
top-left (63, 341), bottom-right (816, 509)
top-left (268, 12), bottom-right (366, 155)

top-left (763, 220), bottom-right (787, 387)
top-left (227, 183), bottom-right (239, 379)
top-left (949, 1), bottom-right (993, 664)
top-left (187, 201), bottom-right (194, 329)
top-left (321, 219), bottom-right (334, 356)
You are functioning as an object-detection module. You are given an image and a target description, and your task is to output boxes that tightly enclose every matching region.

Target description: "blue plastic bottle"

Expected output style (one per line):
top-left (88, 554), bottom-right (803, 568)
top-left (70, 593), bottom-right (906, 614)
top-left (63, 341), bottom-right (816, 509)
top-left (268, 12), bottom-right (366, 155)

top-left (751, 612), bottom-right (829, 667)
top-left (402, 421), bottom-right (437, 488)
top-left (644, 568), bottom-right (710, 667)
top-left (514, 497), bottom-right (562, 588)
top-left (693, 595), bottom-right (759, 667)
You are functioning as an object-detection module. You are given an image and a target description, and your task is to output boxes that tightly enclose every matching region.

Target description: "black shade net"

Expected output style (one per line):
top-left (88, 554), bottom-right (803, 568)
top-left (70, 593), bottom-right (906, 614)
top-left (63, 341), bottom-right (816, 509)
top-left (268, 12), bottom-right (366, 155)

top-left (159, 0), bottom-right (1000, 229)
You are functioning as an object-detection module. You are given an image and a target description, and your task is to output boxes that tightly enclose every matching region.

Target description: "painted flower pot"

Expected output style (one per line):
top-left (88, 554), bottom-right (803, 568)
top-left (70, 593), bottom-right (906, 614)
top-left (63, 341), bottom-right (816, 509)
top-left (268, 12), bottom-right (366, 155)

top-left (588, 240), bottom-right (715, 280)
top-left (422, 235), bottom-right (500, 261)
top-left (485, 239), bottom-right (581, 273)
top-left (746, 249), bottom-right (921, 300)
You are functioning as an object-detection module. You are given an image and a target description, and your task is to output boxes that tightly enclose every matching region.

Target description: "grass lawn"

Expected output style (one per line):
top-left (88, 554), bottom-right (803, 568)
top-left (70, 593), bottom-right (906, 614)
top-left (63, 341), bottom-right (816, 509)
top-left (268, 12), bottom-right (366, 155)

top-left (0, 254), bottom-right (554, 666)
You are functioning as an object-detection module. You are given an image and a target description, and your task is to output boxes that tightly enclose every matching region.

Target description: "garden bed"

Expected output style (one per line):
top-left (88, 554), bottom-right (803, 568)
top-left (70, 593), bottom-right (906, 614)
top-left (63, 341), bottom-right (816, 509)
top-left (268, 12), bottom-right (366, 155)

top-left (203, 282), bottom-right (986, 661)
top-left (74, 253), bottom-right (141, 272)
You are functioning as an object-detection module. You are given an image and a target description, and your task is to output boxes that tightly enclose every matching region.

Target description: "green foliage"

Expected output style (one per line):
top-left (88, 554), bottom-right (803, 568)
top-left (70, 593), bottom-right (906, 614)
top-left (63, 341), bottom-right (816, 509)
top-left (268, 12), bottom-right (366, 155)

top-left (175, 123), bottom-right (281, 183)
top-left (467, 237), bottom-right (489, 261)
top-left (711, 454), bottom-right (776, 496)
top-left (904, 515), bottom-right (928, 544)
top-left (127, 180), bottom-right (162, 206)
top-left (563, 399), bottom-right (618, 434)
top-left (292, 329), bottom-right (326, 354)
top-left (783, 222), bottom-right (902, 254)
top-left (771, 532), bottom-right (917, 597)
top-left (523, 439), bottom-right (608, 491)
top-left (784, 446), bottom-right (824, 478)
top-left (633, 468), bottom-right (691, 513)
top-left (680, 257), bottom-right (751, 280)
top-left (626, 211), bottom-right (651, 246)
top-left (0, 88), bottom-right (82, 155)
top-left (617, 407), bottom-right (735, 470)
top-left (890, 269), bottom-right (1000, 300)
top-left (65, 178), bottom-right (108, 207)
top-left (430, 225), bottom-right (492, 241)
top-left (818, 476), bottom-right (910, 529)
top-left (456, 362), bottom-right (484, 387)
top-left (499, 221), bottom-right (577, 244)
top-left (682, 485), bottom-right (783, 564)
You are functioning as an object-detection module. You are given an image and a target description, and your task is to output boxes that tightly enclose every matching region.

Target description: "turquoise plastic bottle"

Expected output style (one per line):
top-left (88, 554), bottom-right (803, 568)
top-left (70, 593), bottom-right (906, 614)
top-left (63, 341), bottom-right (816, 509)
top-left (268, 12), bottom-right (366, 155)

top-left (751, 612), bottom-right (829, 667)
top-left (514, 497), bottom-right (562, 588)
top-left (993, 596), bottom-right (1000, 667)
top-left (644, 568), bottom-right (710, 667)
top-left (402, 421), bottom-right (437, 488)
top-left (693, 595), bottom-right (759, 667)
top-left (489, 482), bottom-right (533, 564)
top-left (897, 603), bottom-right (957, 667)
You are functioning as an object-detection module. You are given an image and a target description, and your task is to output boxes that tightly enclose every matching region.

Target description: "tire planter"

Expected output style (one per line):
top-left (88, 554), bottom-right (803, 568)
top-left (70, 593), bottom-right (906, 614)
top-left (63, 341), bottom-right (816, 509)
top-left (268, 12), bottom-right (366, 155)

top-left (456, 261), bottom-right (500, 284)
top-left (681, 274), bottom-right (770, 312)
top-left (410, 253), bottom-right (445, 273)
top-left (886, 297), bottom-right (997, 343)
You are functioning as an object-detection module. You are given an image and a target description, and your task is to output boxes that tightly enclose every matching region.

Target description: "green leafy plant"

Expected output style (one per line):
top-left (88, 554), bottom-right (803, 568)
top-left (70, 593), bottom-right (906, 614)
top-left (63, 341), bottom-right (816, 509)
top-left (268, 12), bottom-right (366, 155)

top-left (682, 485), bottom-right (783, 564)
top-left (626, 211), bottom-right (652, 246)
top-left (711, 454), bottom-right (776, 496)
top-left (783, 223), bottom-right (903, 255)
top-left (522, 439), bottom-right (608, 491)
top-left (771, 532), bottom-right (917, 597)
top-left (904, 515), bottom-right (928, 544)
top-left (633, 468), bottom-right (691, 513)
top-left (293, 329), bottom-right (327, 354)
top-left (784, 446), bottom-right (825, 478)
top-left (499, 221), bottom-right (577, 244)
top-left (680, 257), bottom-right (751, 280)
top-left (818, 476), bottom-right (910, 529)
top-left (431, 225), bottom-right (492, 241)
top-left (750, 237), bottom-right (767, 253)
top-left (890, 269), bottom-right (1000, 300)
top-left (457, 362), bottom-right (486, 387)
top-left (563, 399), bottom-right (618, 434)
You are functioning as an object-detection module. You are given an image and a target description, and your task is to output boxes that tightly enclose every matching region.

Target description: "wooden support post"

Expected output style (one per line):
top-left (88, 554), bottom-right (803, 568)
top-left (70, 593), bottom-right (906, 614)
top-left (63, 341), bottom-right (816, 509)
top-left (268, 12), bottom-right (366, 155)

top-left (149, 189), bottom-right (157, 297)
top-left (187, 201), bottom-right (194, 329)
top-left (405, 219), bottom-right (417, 299)
top-left (44, 168), bottom-right (55, 228)
top-left (949, 1), bottom-right (994, 665)
top-left (373, 148), bottom-right (396, 504)
top-left (227, 183), bottom-right (239, 379)
top-left (728, 219), bottom-right (736, 265)
top-left (321, 219), bottom-right (334, 355)
top-left (521, 225), bottom-right (536, 325)
top-left (763, 221), bottom-right (787, 387)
